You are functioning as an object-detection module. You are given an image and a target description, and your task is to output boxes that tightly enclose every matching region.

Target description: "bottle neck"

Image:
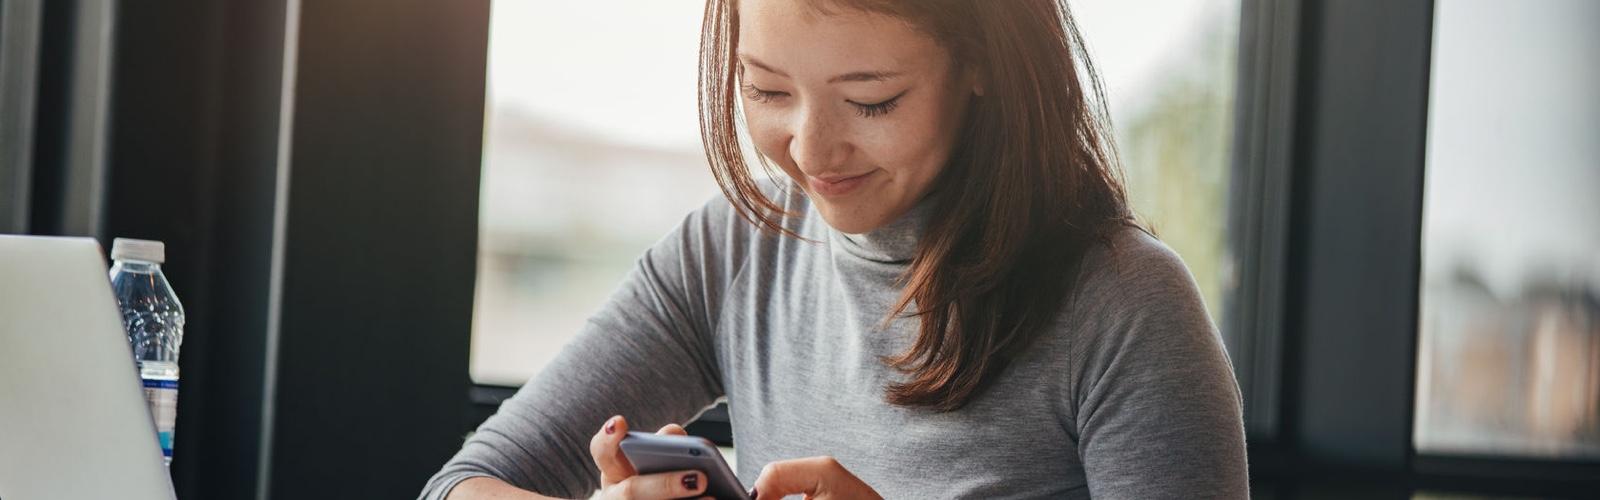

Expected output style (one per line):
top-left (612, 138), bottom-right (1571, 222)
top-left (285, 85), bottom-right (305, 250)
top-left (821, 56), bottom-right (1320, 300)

top-left (113, 259), bottom-right (162, 274)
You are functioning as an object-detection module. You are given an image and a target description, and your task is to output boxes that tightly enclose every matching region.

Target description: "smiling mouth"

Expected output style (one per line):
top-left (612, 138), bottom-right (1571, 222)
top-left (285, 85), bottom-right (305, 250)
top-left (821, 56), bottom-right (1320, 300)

top-left (812, 171), bottom-right (873, 183)
top-left (806, 170), bottom-right (877, 197)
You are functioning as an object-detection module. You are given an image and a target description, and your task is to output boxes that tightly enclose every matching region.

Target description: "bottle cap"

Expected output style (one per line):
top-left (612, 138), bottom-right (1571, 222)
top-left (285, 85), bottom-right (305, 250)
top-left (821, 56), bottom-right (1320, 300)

top-left (111, 238), bottom-right (166, 264)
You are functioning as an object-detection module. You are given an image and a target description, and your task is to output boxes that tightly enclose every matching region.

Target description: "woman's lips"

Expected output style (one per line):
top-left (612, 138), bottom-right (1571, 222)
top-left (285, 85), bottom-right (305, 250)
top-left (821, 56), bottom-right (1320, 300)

top-left (807, 170), bottom-right (877, 197)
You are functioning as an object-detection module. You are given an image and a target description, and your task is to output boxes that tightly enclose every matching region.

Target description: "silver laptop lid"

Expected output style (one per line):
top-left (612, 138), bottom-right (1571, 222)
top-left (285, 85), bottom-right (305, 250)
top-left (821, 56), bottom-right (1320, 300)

top-left (0, 235), bottom-right (177, 500)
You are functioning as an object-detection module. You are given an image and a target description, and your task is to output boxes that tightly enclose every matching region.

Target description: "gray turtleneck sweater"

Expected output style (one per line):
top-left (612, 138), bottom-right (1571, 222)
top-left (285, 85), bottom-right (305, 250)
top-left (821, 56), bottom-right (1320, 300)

top-left (420, 182), bottom-right (1249, 499)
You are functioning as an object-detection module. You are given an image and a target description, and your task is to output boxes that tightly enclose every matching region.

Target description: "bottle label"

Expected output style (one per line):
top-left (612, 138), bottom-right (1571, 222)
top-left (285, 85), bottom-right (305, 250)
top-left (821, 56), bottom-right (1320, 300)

top-left (142, 378), bottom-right (179, 457)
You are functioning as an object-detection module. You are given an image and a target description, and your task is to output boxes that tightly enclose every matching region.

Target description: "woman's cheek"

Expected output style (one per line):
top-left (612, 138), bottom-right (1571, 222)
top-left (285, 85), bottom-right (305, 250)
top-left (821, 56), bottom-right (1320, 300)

top-left (742, 112), bottom-right (785, 161)
top-left (873, 120), bottom-right (948, 184)
top-left (858, 119), bottom-right (917, 170)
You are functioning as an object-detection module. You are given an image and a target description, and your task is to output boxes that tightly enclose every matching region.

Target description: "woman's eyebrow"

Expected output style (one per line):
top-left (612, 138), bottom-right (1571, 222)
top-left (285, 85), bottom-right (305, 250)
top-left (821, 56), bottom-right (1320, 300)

top-left (738, 54), bottom-right (902, 83)
top-left (739, 55), bottom-right (790, 77)
top-left (828, 70), bottom-right (902, 84)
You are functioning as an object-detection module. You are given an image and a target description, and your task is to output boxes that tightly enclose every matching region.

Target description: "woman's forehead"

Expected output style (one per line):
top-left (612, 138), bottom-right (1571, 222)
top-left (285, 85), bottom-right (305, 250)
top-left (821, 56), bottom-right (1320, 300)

top-left (736, 0), bottom-right (945, 80)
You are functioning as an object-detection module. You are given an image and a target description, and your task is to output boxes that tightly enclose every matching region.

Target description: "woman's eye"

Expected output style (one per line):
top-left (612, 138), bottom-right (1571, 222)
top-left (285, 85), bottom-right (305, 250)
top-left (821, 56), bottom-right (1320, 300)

top-left (741, 84), bottom-right (787, 103)
top-left (851, 90), bottom-right (908, 118)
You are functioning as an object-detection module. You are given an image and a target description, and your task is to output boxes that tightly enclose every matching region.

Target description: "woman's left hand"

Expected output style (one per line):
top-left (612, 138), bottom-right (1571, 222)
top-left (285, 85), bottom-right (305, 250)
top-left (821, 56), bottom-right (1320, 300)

top-left (749, 456), bottom-right (882, 500)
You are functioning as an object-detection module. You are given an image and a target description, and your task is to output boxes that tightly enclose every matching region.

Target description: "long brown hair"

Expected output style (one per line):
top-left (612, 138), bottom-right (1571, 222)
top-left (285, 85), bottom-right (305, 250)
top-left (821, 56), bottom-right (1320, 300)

top-left (699, 0), bottom-right (1135, 412)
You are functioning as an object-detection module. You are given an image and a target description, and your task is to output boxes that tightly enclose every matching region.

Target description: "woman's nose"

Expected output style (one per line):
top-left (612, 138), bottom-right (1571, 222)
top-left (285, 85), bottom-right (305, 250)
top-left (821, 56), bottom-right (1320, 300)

top-left (788, 106), bottom-right (848, 174)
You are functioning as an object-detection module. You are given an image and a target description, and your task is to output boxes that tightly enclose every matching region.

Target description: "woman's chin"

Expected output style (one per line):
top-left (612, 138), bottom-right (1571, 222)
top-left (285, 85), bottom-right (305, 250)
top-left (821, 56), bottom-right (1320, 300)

top-left (814, 204), bottom-right (889, 235)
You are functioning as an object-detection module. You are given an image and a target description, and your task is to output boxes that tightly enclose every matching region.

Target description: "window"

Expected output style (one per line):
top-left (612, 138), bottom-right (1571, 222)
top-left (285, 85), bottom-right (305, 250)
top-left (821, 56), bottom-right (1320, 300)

top-left (1073, 0), bottom-right (1241, 336)
top-left (1075, 1), bottom-right (1253, 429)
top-left (471, 0), bottom-right (1246, 389)
top-left (1415, 0), bottom-right (1600, 459)
top-left (471, 1), bottom-right (716, 385)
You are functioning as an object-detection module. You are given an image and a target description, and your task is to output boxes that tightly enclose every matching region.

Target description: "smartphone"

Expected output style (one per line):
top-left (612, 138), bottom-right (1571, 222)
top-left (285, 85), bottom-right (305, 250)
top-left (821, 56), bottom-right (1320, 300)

top-left (619, 431), bottom-right (751, 500)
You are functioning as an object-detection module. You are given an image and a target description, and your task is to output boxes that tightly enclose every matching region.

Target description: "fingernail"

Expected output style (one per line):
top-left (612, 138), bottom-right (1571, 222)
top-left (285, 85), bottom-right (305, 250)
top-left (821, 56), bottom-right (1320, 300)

top-left (604, 417), bottom-right (618, 435)
top-left (682, 473), bottom-right (699, 491)
top-left (749, 487), bottom-right (758, 499)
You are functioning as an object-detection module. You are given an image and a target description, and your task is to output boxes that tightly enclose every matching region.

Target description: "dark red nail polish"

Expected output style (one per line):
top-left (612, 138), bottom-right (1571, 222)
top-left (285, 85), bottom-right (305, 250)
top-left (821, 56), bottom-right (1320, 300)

top-left (749, 487), bottom-right (758, 499)
top-left (604, 419), bottom-right (617, 435)
top-left (682, 473), bottom-right (699, 491)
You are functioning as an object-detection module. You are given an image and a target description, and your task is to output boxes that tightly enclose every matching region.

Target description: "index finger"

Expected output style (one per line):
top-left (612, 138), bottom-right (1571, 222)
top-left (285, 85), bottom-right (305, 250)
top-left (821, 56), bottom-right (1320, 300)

top-left (588, 415), bottom-right (636, 486)
top-left (655, 423), bottom-right (688, 436)
top-left (751, 456), bottom-right (843, 499)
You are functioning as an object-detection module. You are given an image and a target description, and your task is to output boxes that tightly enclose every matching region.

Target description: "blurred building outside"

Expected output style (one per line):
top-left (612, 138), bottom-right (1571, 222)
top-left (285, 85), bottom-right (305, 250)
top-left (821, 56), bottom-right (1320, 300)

top-left (1413, 0), bottom-right (1600, 459)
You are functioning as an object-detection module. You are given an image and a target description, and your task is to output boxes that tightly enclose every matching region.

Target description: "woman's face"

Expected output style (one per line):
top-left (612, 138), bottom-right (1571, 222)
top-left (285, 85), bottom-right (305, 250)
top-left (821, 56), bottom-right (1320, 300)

top-left (737, 0), bottom-right (978, 234)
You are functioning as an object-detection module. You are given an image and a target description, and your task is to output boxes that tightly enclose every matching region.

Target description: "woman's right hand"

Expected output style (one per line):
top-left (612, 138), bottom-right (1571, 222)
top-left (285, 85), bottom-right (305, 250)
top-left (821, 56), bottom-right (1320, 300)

top-left (589, 415), bottom-right (712, 499)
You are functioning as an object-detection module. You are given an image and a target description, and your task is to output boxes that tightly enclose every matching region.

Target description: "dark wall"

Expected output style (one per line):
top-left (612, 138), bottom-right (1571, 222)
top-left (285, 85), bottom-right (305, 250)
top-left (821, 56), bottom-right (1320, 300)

top-left (266, 1), bottom-right (488, 497)
top-left (101, 1), bottom-right (289, 498)
top-left (96, 1), bottom-right (487, 498)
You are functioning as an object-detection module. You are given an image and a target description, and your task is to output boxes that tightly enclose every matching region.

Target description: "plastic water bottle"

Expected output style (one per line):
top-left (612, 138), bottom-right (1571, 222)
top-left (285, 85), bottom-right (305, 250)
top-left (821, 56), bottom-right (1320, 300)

top-left (108, 238), bottom-right (186, 466)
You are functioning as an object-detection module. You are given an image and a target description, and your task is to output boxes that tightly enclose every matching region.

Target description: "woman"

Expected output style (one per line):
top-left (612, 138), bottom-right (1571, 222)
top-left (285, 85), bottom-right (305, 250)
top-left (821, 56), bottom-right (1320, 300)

top-left (423, 0), bottom-right (1247, 498)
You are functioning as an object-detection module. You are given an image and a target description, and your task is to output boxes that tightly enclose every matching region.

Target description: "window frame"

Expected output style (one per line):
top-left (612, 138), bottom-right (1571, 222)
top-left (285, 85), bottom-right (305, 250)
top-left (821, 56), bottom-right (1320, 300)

top-left (1241, 0), bottom-right (1600, 496)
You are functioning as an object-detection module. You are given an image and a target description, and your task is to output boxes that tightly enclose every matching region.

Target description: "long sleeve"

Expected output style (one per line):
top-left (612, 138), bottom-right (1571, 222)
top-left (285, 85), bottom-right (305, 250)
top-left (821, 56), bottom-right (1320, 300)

top-left (419, 198), bottom-right (741, 500)
top-left (1065, 230), bottom-right (1250, 499)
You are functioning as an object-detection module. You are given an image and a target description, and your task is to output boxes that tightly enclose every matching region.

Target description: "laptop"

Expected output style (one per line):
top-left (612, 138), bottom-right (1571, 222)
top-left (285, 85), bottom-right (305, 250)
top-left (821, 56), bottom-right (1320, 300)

top-left (0, 235), bottom-right (177, 500)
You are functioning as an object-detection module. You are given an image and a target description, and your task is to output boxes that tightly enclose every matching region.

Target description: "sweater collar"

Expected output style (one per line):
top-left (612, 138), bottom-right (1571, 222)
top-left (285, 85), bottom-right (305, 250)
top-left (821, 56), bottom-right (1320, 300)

top-left (829, 196), bottom-right (933, 264)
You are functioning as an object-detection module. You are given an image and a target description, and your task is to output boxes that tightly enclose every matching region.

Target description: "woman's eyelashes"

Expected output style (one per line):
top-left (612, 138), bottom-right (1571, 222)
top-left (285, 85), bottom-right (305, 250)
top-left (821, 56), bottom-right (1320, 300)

top-left (741, 83), bottom-right (787, 103)
top-left (740, 83), bottom-right (907, 118)
top-left (850, 90), bottom-right (907, 118)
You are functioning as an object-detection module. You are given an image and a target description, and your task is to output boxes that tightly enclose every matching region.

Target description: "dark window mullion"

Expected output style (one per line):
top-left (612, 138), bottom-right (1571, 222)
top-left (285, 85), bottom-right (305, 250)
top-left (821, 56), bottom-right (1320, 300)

top-left (1286, 0), bottom-right (1435, 470)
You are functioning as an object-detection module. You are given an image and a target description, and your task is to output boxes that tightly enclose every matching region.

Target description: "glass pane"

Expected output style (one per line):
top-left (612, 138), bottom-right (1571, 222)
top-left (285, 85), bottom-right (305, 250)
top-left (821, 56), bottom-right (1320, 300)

top-left (1072, 0), bottom-right (1240, 337)
top-left (471, 1), bottom-right (716, 385)
top-left (1416, 0), bottom-right (1600, 458)
top-left (472, 0), bottom-right (1243, 386)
